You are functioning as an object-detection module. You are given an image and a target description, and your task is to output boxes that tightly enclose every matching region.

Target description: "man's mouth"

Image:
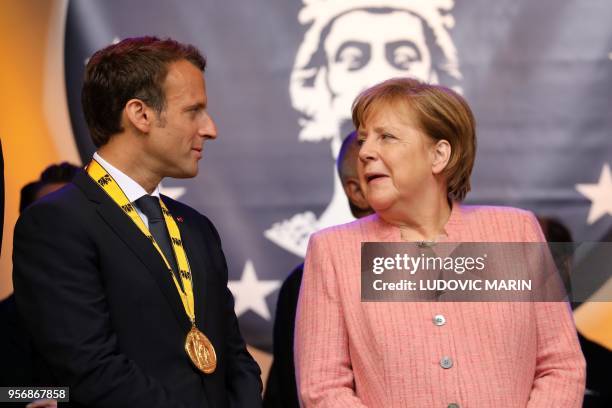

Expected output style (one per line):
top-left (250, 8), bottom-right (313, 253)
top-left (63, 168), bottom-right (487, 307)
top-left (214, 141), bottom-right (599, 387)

top-left (191, 147), bottom-right (203, 159)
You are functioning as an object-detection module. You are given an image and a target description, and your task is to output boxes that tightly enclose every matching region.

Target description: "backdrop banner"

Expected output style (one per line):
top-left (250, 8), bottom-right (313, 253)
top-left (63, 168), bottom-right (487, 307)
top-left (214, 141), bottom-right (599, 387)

top-left (63, 0), bottom-right (612, 350)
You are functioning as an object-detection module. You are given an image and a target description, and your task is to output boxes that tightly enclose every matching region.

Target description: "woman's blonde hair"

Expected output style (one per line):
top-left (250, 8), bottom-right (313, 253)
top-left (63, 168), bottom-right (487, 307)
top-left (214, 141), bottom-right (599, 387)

top-left (352, 77), bottom-right (476, 201)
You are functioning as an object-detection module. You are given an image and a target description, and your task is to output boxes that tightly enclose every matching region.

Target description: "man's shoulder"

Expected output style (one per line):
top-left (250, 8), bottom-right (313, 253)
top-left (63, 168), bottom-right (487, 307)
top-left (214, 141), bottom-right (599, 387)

top-left (21, 182), bottom-right (89, 219)
top-left (160, 194), bottom-right (219, 238)
top-left (160, 195), bottom-right (210, 223)
top-left (14, 182), bottom-right (95, 246)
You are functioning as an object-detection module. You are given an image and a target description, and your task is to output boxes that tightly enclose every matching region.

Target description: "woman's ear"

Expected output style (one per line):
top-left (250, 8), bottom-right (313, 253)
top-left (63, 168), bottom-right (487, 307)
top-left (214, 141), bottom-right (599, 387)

top-left (431, 139), bottom-right (451, 175)
top-left (124, 98), bottom-right (154, 133)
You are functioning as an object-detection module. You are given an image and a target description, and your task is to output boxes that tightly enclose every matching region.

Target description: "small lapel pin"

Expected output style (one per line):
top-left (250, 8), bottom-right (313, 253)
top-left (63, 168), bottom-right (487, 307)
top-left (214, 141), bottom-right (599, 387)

top-left (176, 216), bottom-right (184, 223)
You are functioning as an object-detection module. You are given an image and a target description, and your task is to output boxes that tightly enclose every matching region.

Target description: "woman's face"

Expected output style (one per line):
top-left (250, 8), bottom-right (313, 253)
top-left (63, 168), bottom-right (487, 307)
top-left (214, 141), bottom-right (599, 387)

top-left (357, 104), bottom-right (436, 215)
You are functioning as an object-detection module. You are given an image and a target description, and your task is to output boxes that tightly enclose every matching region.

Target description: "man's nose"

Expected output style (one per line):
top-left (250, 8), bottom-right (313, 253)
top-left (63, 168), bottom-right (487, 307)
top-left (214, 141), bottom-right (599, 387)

top-left (199, 112), bottom-right (217, 140)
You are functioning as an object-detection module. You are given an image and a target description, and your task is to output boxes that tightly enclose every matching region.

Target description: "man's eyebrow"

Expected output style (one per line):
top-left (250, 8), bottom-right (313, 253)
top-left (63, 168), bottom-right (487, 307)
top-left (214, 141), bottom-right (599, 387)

top-left (183, 102), bottom-right (206, 111)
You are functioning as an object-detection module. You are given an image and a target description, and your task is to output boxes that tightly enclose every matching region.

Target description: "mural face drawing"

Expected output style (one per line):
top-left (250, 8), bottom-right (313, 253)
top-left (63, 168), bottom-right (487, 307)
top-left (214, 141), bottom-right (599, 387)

top-left (267, 1), bottom-right (462, 258)
top-left (325, 10), bottom-right (434, 139)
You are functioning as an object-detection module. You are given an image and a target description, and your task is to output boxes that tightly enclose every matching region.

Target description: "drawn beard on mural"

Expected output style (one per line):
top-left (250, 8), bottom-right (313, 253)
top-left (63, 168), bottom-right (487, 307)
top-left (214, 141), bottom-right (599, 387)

top-left (265, 0), bottom-right (463, 258)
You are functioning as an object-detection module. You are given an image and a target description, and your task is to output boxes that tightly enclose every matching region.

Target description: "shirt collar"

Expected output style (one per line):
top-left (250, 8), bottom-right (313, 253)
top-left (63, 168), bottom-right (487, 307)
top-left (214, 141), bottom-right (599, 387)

top-left (92, 152), bottom-right (160, 202)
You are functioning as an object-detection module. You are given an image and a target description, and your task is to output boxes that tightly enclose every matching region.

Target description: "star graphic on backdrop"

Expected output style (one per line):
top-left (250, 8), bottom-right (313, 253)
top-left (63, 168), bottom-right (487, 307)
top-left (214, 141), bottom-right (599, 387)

top-left (576, 163), bottom-right (612, 224)
top-left (159, 183), bottom-right (186, 200)
top-left (228, 260), bottom-right (281, 320)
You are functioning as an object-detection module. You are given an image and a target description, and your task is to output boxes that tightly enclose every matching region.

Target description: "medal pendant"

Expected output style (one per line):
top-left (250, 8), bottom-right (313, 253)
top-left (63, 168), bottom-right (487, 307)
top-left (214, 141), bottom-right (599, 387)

top-left (185, 326), bottom-right (217, 374)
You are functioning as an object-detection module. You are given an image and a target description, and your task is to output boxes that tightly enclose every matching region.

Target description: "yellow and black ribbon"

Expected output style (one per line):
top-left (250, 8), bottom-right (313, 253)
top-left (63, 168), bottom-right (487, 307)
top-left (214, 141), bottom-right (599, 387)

top-left (86, 159), bottom-right (196, 323)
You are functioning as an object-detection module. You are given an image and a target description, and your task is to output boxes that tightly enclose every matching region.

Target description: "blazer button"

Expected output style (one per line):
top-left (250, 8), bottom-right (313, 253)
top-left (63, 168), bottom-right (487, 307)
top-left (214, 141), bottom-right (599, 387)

top-left (433, 314), bottom-right (446, 326)
top-left (440, 356), bottom-right (453, 369)
top-left (448, 404), bottom-right (460, 408)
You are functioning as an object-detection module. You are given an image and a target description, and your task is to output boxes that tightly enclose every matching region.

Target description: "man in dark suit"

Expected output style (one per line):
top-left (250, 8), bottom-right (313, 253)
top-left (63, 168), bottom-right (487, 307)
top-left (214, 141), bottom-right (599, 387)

top-left (13, 37), bottom-right (262, 407)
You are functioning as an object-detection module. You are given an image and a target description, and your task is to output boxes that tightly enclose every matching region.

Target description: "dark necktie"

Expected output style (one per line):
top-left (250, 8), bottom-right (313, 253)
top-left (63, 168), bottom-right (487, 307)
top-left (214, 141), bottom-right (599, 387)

top-left (135, 195), bottom-right (183, 289)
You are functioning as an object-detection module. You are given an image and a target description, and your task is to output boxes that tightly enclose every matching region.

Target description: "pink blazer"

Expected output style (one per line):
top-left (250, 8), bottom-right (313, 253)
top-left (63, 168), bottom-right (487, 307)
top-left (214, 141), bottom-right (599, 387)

top-left (295, 205), bottom-right (585, 407)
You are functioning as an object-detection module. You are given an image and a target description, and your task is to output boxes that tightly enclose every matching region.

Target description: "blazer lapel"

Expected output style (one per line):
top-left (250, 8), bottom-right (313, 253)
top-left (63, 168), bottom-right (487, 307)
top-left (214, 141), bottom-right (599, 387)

top-left (73, 171), bottom-right (192, 332)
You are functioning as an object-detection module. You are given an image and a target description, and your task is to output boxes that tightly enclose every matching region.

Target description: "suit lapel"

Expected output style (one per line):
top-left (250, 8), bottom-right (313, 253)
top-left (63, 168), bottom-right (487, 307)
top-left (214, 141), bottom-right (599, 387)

top-left (73, 171), bottom-right (191, 332)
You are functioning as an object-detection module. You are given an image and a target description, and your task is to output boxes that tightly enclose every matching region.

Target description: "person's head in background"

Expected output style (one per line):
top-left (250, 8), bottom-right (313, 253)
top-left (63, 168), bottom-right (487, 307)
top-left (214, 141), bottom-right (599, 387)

top-left (19, 162), bottom-right (80, 214)
top-left (337, 130), bottom-right (373, 219)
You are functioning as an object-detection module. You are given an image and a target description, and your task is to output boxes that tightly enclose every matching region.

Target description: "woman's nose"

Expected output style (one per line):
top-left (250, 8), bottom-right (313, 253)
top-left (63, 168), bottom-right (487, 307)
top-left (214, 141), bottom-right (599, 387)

top-left (358, 138), bottom-right (377, 163)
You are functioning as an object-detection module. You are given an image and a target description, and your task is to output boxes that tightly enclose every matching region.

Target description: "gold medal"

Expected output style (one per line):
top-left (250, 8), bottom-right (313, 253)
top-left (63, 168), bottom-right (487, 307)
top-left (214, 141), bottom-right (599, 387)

top-left (185, 325), bottom-right (217, 374)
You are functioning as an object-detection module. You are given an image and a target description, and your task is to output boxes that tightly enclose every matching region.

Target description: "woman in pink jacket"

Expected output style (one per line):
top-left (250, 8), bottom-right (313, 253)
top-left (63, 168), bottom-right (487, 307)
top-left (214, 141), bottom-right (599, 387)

top-left (295, 77), bottom-right (585, 407)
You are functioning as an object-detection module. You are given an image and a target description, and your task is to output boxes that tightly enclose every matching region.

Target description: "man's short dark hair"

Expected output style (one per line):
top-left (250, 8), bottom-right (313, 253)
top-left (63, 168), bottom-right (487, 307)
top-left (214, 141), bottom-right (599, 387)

top-left (82, 36), bottom-right (206, 147)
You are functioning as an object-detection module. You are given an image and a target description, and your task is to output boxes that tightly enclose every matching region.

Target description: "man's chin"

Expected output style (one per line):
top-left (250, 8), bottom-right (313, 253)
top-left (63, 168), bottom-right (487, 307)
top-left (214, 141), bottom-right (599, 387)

top-left (166, 166), bottom-right (198, 179)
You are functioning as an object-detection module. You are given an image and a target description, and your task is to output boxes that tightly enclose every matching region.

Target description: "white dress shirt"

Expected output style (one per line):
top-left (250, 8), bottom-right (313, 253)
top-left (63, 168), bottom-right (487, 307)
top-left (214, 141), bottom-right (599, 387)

top-left (93, 152), bottom-right (160, 229)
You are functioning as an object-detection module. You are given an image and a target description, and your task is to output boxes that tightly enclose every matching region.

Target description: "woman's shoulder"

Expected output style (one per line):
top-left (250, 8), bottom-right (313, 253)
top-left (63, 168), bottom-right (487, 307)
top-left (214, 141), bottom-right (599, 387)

top-left (459, 204), bottom-right (535, 221)
top-left (457, 204), bottom-right (543, 242)
top-left (310, 214), bottom-right (379, 244)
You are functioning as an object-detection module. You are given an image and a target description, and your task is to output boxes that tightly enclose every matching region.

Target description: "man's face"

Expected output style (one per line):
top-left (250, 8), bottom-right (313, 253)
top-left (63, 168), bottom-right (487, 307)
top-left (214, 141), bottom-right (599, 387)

top-left (324, 10), bottom-right (433, 119)
top-left (145, 59), bottom-right (217, 179)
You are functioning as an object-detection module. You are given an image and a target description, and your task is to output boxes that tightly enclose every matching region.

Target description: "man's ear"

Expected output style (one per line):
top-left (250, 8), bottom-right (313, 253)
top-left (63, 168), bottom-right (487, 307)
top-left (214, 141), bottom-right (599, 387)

top-left (343, 177), bottom-right (370, 211)
top-left (124, 98), bottom-right (154, 133)
top-left (431, 139), bottom-right (451, 175)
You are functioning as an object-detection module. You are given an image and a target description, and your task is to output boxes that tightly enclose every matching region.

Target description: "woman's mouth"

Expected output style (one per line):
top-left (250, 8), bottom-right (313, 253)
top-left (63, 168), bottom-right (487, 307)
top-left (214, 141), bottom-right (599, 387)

top-left (365, 173), bottom-right (388, 183)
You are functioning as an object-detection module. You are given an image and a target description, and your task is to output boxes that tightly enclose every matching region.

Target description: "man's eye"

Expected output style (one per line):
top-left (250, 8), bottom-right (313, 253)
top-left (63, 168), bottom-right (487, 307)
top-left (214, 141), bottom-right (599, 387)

top-left (381, 133), bottom-right (395, 140)
top-left (188, 107), bottom-right (202, 117)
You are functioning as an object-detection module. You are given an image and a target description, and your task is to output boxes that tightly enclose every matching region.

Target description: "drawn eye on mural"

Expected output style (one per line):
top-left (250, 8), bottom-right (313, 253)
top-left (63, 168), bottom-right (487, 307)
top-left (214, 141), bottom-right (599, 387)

top-left (386, 40), bottom-right (423, 69)
top-left (335, 41), bottom-right (370, 71)
top-left (265, 0), bottom-right (463, 258)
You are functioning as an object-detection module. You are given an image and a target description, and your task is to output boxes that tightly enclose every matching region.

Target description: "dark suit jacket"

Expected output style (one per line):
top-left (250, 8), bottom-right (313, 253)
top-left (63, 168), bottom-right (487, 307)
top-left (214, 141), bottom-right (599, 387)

top-left (263, 264), bottom-right (302, 408)
top-left (0, 294), bottom-right (34, 385)
top-left (580, 332), bottom-right (612, 408)
top-left (12, 170), bottom-right (262, 408)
